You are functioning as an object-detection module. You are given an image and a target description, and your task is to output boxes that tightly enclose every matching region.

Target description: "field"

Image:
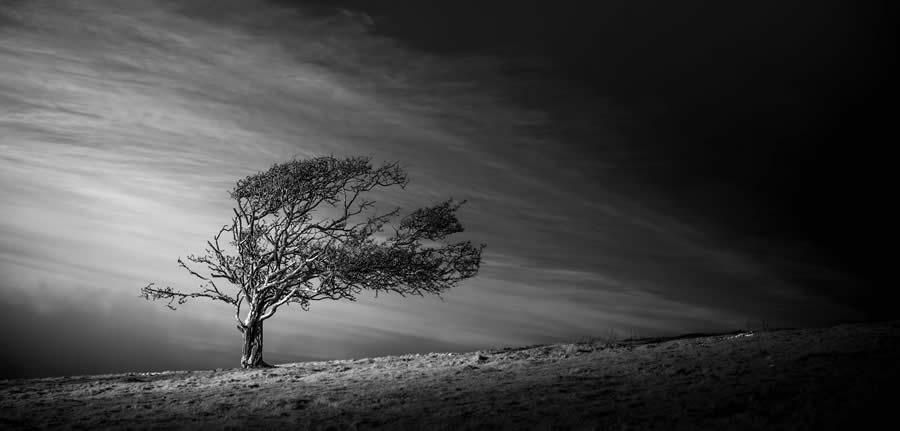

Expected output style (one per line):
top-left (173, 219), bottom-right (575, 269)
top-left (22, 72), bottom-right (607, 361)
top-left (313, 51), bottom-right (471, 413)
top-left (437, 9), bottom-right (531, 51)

top-left (2, 320), bottom-right (898, 430)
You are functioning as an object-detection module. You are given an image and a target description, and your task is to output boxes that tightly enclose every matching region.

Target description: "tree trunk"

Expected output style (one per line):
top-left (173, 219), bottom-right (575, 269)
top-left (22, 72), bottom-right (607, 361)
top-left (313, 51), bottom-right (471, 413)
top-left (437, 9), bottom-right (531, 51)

top-left (240, 318), bottom-right (272, 368)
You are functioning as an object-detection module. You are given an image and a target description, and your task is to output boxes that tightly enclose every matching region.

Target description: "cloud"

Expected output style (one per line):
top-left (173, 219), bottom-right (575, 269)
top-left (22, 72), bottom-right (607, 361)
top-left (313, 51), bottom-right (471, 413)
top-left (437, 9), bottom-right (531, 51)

top-left (0, 0), bottom-right (862, 376)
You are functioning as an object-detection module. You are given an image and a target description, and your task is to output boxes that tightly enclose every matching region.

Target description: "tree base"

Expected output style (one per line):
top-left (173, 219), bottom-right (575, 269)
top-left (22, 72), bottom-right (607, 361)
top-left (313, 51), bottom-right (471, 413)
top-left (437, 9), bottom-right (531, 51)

top-left (241, 360), bottom-right (274, 369)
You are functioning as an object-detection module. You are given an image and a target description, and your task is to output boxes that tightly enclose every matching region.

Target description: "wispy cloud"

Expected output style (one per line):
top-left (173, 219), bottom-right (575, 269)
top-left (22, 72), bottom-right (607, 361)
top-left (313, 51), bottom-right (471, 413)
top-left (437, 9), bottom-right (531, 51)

top-left (0, 0), bottom-right (860, 376)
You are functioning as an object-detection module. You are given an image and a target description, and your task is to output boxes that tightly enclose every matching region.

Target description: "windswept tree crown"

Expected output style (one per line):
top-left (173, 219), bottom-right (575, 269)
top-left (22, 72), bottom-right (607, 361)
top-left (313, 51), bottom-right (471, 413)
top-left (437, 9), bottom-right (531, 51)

top-left (230, 156), bottom-right (406, 215)
top-left (142, 155), bottom-right (483, 320)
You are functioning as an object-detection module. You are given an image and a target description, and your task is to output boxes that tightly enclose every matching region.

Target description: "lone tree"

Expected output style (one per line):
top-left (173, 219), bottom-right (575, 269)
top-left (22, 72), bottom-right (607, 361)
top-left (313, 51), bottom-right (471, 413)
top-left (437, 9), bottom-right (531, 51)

top-left (141, 156), bottom-right (484, 368)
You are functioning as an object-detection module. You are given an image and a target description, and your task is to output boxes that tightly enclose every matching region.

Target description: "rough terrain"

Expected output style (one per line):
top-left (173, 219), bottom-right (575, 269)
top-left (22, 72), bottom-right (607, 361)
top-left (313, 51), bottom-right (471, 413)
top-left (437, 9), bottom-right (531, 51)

top-left (2, 320), bottom-right (898, 430)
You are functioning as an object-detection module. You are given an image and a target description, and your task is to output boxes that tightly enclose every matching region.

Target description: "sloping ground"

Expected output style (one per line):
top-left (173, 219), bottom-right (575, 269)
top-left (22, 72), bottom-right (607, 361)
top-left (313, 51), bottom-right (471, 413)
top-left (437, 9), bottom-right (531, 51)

top-left (1, 320), bottom-right (898, 430)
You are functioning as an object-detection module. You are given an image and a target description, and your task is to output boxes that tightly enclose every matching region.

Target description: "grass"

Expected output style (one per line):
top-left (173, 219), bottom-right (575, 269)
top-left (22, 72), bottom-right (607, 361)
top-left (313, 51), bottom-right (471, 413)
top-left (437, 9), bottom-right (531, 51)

top-left (2, 320), bottom-right (898, 430)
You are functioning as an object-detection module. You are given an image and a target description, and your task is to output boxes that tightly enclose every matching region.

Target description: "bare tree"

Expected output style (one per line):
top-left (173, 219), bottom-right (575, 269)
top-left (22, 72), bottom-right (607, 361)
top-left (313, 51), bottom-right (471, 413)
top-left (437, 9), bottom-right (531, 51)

top-left (141, 156), bottom-right (484, 368)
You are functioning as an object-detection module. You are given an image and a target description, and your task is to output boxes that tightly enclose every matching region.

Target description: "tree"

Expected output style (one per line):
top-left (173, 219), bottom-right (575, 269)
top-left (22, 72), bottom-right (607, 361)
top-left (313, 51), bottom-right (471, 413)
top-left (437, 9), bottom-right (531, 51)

top-left (141, 156), bottom-right (484, 368)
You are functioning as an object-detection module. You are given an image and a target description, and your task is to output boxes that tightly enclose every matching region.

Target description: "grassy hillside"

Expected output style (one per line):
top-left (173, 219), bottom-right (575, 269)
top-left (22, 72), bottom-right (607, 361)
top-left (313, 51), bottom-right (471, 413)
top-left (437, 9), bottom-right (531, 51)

top-left (2, 320), bottom-right (898, 430)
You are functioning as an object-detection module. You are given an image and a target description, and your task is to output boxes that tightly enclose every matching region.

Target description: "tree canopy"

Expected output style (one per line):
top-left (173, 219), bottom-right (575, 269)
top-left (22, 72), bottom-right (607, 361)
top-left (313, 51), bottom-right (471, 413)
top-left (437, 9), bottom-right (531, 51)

top-left (141, 156), bottom-right (484, 367)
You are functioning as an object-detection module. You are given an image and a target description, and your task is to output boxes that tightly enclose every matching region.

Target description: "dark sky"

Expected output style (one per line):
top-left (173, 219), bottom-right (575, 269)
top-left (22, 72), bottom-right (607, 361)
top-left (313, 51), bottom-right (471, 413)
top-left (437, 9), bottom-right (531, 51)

top-left (0, 0), bottom-right (896, 379)
top-left (286, 0), bottom-right (898, 312)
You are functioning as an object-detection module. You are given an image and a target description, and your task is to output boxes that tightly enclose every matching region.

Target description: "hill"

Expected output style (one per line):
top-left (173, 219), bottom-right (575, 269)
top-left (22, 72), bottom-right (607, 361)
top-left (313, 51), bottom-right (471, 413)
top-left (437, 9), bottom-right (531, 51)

top-left (2, 320), bottom-right (898, 430)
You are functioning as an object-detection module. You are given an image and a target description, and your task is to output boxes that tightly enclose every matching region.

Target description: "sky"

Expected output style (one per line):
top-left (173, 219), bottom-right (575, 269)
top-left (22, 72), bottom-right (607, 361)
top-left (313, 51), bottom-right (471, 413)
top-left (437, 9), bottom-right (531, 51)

top-left (0, 0), bottom-right (895, 378)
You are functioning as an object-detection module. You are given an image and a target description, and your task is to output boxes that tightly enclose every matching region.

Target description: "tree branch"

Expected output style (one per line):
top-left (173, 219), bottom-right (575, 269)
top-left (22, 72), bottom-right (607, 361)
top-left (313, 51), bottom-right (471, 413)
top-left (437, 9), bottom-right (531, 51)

top-left (140, 283), bottom-right (236, 310)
